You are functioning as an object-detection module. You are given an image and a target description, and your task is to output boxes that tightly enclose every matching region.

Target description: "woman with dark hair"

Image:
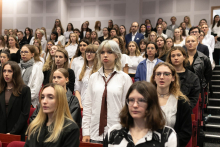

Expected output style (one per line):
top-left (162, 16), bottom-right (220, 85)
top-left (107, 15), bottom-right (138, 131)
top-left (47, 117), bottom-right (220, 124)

top-left (139, 24), bottom-right (147, 39)
top-left (57, 26), bottom-right (65, 46)
top-left (80, 22), bottom-right (91, 40)
top-left (50, 31), bottom-right (59, 45)
top-left (93, 40), bottom-right (101, 47)
top-left (98, 27), bottom-right (109, 42)
top-left (139, 39), bottom-right (147, 57)
top-left (153, 18), bottom-right (163, 32)
top-left (23, 27), bottom-right (32, 44)
top-left (104, 81), bottom-right (177, 146)
top-left (166, 37), bottom-right (174, 50)
top-left (4, 35), bottom-right (9, 48)
top-left (135, 42), bottom-right (163, 82)
top-left (90, 31), bottom-right (98, 44)
top-left (0, 61), bottom-right (31, 141)
top-left (0, 35), bottom-right (7, 52)
top-left (8, 35), bottom-right (20, 63)
top-left (84, 31), bottom-right (91, 41)
top-left (212, 15), bottom-right (220, 65)
top-left (0, 50), bottom-right (10, 74)
top-left (150, 62), bottom-right (192, 147)
top-left (51, 19), bottom-right (65, 33)
top-left (179, 25), bottom-right (187, 40)
top-left (166, 47), bottom-right (200, 109)
top-left (146, 23), bottom-right (152, 38)
top-left (64, 23), bottom-right (74, 44)
top-left (156, 36), bottom-right (169, 61)
top-left (94, 21), bottom-right (103, 38)
top-left (119, 25), bottom-right (126, 38)
top-left (113, 24), bottom-right (120, 36)
top-left (20, 45), bottom-right (44, 107)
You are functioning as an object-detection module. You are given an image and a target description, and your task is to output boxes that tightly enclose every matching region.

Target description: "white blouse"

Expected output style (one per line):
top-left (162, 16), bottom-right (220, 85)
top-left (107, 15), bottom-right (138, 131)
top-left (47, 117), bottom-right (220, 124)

top-left (82, 66), bottom-right (133, 141)
top-left (161, 94), bottom-right (178, 128)
top-left (58, 35), bottom-right (66, 46)
top-left (128, 56), bottom-right (144, 74)
top-left (202, 34), bottom-right (215, 53)
top-left (146, 58), bottom-right (157, 82)
top-left (64, 31), bottom-right (73, 43)
top-left (174, 39), bottom-right (185, 47)
top-left (71, 56), bottom-right (84, 75)
top-left (121, 54), bottom-right (133, 69)
top-left (94, 29), bottom-right (103, 38)
top-left (65, 43), bottom-right (78, 59)
top-left (212, 23), bottom-right (220, 36)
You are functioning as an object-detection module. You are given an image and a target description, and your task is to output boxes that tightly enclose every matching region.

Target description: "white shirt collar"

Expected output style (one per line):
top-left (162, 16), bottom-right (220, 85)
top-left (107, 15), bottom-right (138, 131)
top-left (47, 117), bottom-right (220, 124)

top-left (132, 32), bottom-right (137, 36)
top-left (147, 58), bottom-right (157, 63)
top-left (98, 66), bottom-right (118, 77)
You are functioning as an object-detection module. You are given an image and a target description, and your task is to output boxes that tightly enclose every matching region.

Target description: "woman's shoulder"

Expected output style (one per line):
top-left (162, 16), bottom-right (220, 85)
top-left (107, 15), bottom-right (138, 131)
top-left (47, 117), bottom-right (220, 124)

top-left (108, 124), bottom-right (123, 133)
top-left (63, 118), bottom-right (79, 132)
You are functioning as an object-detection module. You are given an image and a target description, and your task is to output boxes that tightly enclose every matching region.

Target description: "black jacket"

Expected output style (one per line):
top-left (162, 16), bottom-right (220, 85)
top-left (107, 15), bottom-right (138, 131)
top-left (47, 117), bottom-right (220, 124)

top-left (43, 68), bottom-right (75, 92)
top-left (23, 36), bottom-right (32, 44)
top-left (30, 88), bottom-right (81, 127)
top-left (183, 43), bottom-right (209, 58)
top-left (174, 98), bottom-right (192, 147)
top-left (24, 118), bottom-right (79, 147)
top-left (178, 69), bottom-right (200, 109)
top-left (19, 39), bottom-right (29, 49)
top-left (0, 86), bottom-right (31, 141)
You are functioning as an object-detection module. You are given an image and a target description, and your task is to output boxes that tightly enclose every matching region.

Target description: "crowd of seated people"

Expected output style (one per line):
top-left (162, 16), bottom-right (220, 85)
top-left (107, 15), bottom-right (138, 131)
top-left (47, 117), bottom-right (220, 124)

top-left (0, 15), bottom-right (219, 146)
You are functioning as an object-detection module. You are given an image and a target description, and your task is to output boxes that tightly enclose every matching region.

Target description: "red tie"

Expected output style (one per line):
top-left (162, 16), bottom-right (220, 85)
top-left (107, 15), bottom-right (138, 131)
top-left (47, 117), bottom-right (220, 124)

top-left (99, 71), bottom-right (116, 136)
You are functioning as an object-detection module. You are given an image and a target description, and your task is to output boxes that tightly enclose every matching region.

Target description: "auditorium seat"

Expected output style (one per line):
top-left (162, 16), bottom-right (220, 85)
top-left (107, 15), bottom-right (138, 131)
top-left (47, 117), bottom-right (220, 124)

top-left (0, 134), bottom-right (21, 147)
top-left (7, 141), bottom-right (25, 147)
top-left (27, 107), bottom-right (36, 125)
top-left (0, 141), bottom-right (2, 147)
top-left (80, 142), bottom-right (103, 147)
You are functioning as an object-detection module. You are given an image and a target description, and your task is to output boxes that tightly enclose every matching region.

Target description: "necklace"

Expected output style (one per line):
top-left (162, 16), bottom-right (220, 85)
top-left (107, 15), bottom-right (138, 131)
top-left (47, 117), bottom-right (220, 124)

top-left (157, 92), bottom-right (170, 98)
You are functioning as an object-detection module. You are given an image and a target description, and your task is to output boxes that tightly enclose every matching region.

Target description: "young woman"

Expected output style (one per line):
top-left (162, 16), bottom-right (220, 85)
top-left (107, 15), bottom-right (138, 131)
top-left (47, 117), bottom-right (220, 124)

top-left (8, 29), bottom-right (14, 35)
top-left (184, 16), bottom-right (192, 30)
top-left (113, 24), bottom-right (120, 36)
top-left (139, 24), bottom-right (146, 35)
top-left (0, 35), bottom-right (7, 52)
top-left (173, 28), bottom-right (185, 47)
top-left (94, 21), bottom-right (103, 38)
top-left (80, 22), bottom-right (90, 39)
top-left (70, 39), bottom-right (89, 75)
top-left (166, 37), bottom-right (174, 50)
top-left (65, 33), bottom-right (79, 60)
top-left (139, 39), bottom-right (147, 57)
top-left (50, 31), bottom-right (59, 45)
top-left (146, 23), bottom-right (152, 38)
top-left (166, 47), bottom-right (200, 109)
top-left (57, 26), bottom-right (66, 46)
top-left (33, 39), bottom-right (45, 59)
top-left (90, 31), bottom-right (98, 44)
top-left (25, 83), bottom-right (80, 147)
top-left (98, 27), bottom-right (109, 42)
top-left (156, 36), bottom-right (169, 61)
top-left (45, 40), bottom-right (55, 60)
top-left (8, 35), bottom-right (20, 63)
top-left (104, 81), bottom-right (177, 146)
top-left (64, 23), bottom-right (74, 44)
top-left (119, 25), bottom-right (126, 38)
top-left (93, 40), bottom-right (101, 47)
top-left (212, 15), bottom-right (220, 36)
top-left (127, 41), bottom-right (144, 76)
top-left (51, 19), bottom-right (65, 34)
top-left (30, 68), bottom-right (81, 127)
top-left (0, 50), bottom-right (10, 72)
top-left (0, 61), bottom-right (31, 141)
top-left (20, 45), bottom-right (44, 108)
top-left (151, 62), bottom-right (192, 147)
top-left (157, 24), bottom-right (167, 39)
top-left (147, 31), bottom-right (157, 43)
top-left (75, 44), bottom-right (98, 108)
top-left (82, 40), bottom-right (132, 143)
top-left (180, 23), bottom-right (189, 39)
top-left (84, 31), bottom-right (91, 41)
top-left (23, 27), bottom-right (32, 44)
top-left (4, 35), bottom-right (9, 48)
top-left (41, 27), bottom-right (49, 41)
top-left (135, 42), bottom-right (163, 82)
top-left (29, 28), bottom-right (39, 45)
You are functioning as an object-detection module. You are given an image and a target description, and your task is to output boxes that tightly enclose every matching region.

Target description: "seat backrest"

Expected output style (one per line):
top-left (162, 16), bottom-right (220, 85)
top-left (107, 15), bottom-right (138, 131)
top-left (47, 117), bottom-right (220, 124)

top-left (7, 141), bottom-right (25, 147)
top-left (80, 142), bottom-right (103, 147)
top-left (27, 107), bottom-right (36, 125)
top-left (0, 134), bottom-right (21, 143)
top-left (0, 141), bottom-right (2, 147)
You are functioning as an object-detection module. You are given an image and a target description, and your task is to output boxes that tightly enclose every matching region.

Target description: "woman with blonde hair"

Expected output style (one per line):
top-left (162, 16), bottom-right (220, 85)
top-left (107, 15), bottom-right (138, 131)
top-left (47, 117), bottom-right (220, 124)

top-left (64, 23), bottom-right (74, 44)
top-left (75, 44), bottom-right (99, 108)
top-left (82, 40), bottom-right (132, 143)
top-left (65, 33), bottom-right (79, 60)
top-left (25, 83), bottom-right (79, 147)
top-left (33, 39), bottom-right (46, 59)
top-left (8, 35), bottom-right (20, 63)
top-left (148, 31), bottom-right (157, 43)
top-left (150, 62), bottom-right (192, 147)
top-left (184, 16), bottom-right (192, 30)
top-left (90, 31), bottom-right (98, 44)
top-left (94, 21), bottom-right (103, 37)
top-left (173, 28), bottom-right (185, 47)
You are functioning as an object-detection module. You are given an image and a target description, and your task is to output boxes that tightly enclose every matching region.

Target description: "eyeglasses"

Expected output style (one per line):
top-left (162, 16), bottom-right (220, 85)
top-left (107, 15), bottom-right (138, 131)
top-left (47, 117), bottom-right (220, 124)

top-left (155, 72), bottom-right (172, 77)
top-left (190, 31), bottom-right (199, 34)
top-left (20, 51), bottom-right (29, 54)
top-left (126, 98), bottom-right (147, 107)
top-left (147, 26), bottom-right (151, 28)
top-left (79, 44), bottom-right (87, 47)
top-left (85, 51), bottom-right (96, 54)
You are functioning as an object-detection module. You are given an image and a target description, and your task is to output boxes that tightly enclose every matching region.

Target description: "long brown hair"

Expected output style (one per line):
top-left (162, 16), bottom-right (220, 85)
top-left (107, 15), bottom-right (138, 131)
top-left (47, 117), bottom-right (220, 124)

top-left (120, 81), bottom-right (165, 131)
top-left (9, 35), bottom-right (19, 49)
top-left (94, 21), bottom-right (101, 31)
top-left (111, 36), bottom-right (126, 54)
top-left (156, 36), bottom-right (169, 59)
top-left (79, 44), bottom-right (98, 81)
top-left (173, 28), bottom-right (183, 42)
top-left (52, 19), bottom-right (64, 34)
top-left (0, 61), bottom-right (25, 96)
top-left (212, 15), bottom-right (220, 28)
top-left (23, 45), bottom-right (41, 62)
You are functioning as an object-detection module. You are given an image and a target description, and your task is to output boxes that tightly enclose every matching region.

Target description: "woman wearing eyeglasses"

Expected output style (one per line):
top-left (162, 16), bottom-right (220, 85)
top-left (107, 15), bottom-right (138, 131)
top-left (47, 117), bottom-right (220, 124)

top-left (20, 45), bottom-right (44, 108)
top-left (104, 81), bottom-right (177, 147)
top-left (150, 62), bottom-right (192, 147)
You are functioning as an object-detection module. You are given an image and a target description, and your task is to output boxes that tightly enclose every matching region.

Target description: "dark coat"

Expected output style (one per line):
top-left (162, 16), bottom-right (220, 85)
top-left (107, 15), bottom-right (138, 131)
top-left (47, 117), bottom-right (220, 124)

top-left (0, 86), bottom-right (31, 140)
top-left (183, 43), bottom-right (209, 58)
top-left (125, 32), bottom-right (144, 47)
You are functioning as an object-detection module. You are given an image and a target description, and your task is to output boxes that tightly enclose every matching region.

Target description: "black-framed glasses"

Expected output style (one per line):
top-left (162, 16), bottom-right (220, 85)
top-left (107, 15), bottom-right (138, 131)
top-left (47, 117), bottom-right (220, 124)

top-left (126, 98), bottom-right (147, 107)
top-left (20, 51), bottom-right (29, 54)
top-left (155, 72), bottom-right (172, 77)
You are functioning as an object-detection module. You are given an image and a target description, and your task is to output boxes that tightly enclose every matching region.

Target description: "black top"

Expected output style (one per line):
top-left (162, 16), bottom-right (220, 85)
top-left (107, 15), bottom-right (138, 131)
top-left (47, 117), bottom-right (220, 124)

top-left (10, 49), bottom-right (21, 63)
top-left (178, 69), bottom-right (200, 109)
top-left (24, 118), bottom-right (80, 147)
top-left (183, 43), bottom-right (209, 58)
top-left (107, 27), bottom-right (112, 33)
top-left (187, 52), bottom-right (198, 73)
top-left (19, 39), bottom-right (29, 49)
top-left (98, 36), bottom-right (109, 43)
top-left (43, 68), bottom-right (75, 92)
top-left (159, 53), bottom-right (168, 62)
top-left (23, 36), bottom-right (32, 44)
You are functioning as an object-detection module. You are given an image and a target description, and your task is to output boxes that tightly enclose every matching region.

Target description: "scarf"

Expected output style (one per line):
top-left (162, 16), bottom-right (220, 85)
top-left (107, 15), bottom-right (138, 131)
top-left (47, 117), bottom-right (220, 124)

top-left (20, 58), bottom-right (34, 85)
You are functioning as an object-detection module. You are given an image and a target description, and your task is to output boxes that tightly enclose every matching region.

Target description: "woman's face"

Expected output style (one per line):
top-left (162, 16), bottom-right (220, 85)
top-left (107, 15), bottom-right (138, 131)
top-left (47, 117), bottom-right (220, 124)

top-left (113, 25), bottom-right (119, 30)
top-left (174, 29), bottom-right (181, 38)
top-left (47, 42), bottom-right (53, 50)
top-left (91, 32), bottom-right (97, 39)
top-left (156, 37), bottom-right (164, 48)
top-left (85, 32), bottom-right (91, 39)
top-left (50, 46), bottom-right (58, 56)
top-left (140, 42), bottom-right (146, 51)
top-left (3, 64), bottom-right (13, 83)
top-left (127, 89), bottom-right (148, 120)
top-left (146, 24), bottom-right (151, 31)
top-left (170, 50), bottom-right (185, 67)
top-left (214, 15), bottom-right (220, 22)
top-left (86, 50), bottom-right (96, 62)
top-left (154, 65), bottom-right (174, 89)
top-left (57, 27), bottom-right (61, 34)
top-left (157, 25), bottom-right (163, 32)
top-left (50, 34), bottom-right (56, 40)
top-left (199, 32), bottom-right (204, 42)
top-left (128, 42), bottom-right (136, 54)
top-left (181, 23), bottom-right (186, 29)
top-left (79, 42), bottom-right (87, 54)
top-left (20, 46), bottom-right (34, 62)
top-left (25, 29), bottom-right (30, 35)
top-left (34, 41), bottom-right (39, 47)
top-left (103, 28), bottom-right (108, 35)
top-left (140, 25), bottom-right (146, 32)
top-left (178, 27), bottom-right (183, 35)
top-left (98, 22), bottom-right (101, 27)
top-left (119, 26), bottom-right (125, 34)
top-left (166, 39), bottom-right (173, 49)
top-left (53, 70), bottom-right (68, 87)
top-left (83, 23), bottom-right (87, 29)
top-left (67, 24), bottom-right (72, 30)
top-left (146, 43), bottom-right (157, 58)
top-left (9, 30), bottom-right (13, 35)
top-left (55, 19), bottom-right (60, 26)
top-left (101, 47), bottom-right (116, 67)
top-left (41, 86), bottom-right (56, 115)
top-left (55, 51), bottom-right (67, 67)
top-left (150, 33), bottom-right (156, 42)
top-left (200, 20), bottom-right (206, 26)
top-left (185, 36), bottom-right (198, 50)
top-left (70, 34), bottom-right (76, 42)
top-left (0, 53), bottom-right (9, 64)
top-left (202, 24), bottom-right (209, 34)
top-left (8, 37), bottom-right (16, 47)
top-left (184, 17), bottom-right (189, 23)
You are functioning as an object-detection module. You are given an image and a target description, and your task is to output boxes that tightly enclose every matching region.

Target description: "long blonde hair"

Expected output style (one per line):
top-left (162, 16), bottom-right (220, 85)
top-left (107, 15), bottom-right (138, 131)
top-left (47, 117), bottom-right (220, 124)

top-left (79, 44), bottom-right (98, 81)
top-left (26, 83), bottom-right (74, 143)
top-left (43, 45), bottom-right (60, 71)
top-left (65, 33), bottom-right (79, 47)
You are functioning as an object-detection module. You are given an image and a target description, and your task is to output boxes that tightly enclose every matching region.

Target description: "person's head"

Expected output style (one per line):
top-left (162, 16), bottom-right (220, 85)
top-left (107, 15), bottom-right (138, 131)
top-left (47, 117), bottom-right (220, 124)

top-left (85, 31), bottom-right (91, 39)
top-left (94, 21), bottom-right (101, 30)
top-left (139, 24), bottom-right (146, 33)
top-left (202, 24), bottom-right (209, 35)
top-left (103, 27), bottom-right (109, 36)
top-left (24, 27), bottom-right (31, 36)
top-left (21, 45), bottom-right (36, 62)
top-left (111, 36), bottom-right (126, 54)
top-left (170, 16), bottom-right (176, 24)
top-left (113, 24), bottom-right (119, 32)
top-left (73, 28), bottom-right (80, 37)
top-left (66, 23), bottom-right (74, 31)
top-left (214, 15), bottom-right (220, 23)
top-left (0, 50), bottom-right (10, 65)
top-left (4, 29), bottom-right (8, 35)
top-left (50, 45), bottom-right (59, 57)
top-left (69, 33), bottom-right (79, 44)
top-left (74, 39), bottom-right (90, 58)
top-left (0, 35), bottom-right (6, 47)
top-left (184, 16), bottom-right (190, 24)
top-left (119, 25), bottom-right (126, 36)
top-left (199, 30), bottom-right (205, 43)
top-left (149, 31), bottom-right (157, 42)
top-left (199, 19), bottom-right (207, 27)
top-left (4, 35), bottom-right (8, 44)
top-left (93, 40), bottom-right (101, 47)
top-left (55, 19), bottom-right (61, 26)
top-left (131, 22), bottom-right (139, 33)
top-left (9, 29), bottom-right (14, 35)
top-left (156, 36), bottom-right (166, 49)
top-left (8, 35), bottom-right (19, 48)
top-left (139, 39), bottom-right (147, 52)
top-left (50, 31), bottom-right (58, 42)
top-left (146, 23), bottom-right (152, 31)
top-left (54, 49), bottom-right (68, 68)
top-left (156, 24), bottom-right (163, 33)
top-left (145, 19), bottom-right (151, 25)
top-left (85, 44), bottom-right (98, 63)
top-left (0, 61), bottom-right (25, 96)
top-left (166, 37), bottom-right (174, 49)
top-left (156, 18), bottom-right (163, 25)
top-left (110, 28), bottom-right (117, 37)
top-left (166, 47), bottom-right (188, 68)
top-left (174, 28), bottom-right (182, 41)
top-left (47, 41), bottom-right (55, 53)
top-left (162, 21), bottom-right (167, 30)
top-left (119, 81), bottom-right (165, 130)
top-left (97, 40), bottom-right (121, 70)
top-left (127, 41), bottom-right (140, 56)
top-left (33, 39), bottom-right (41, 47)
top-left (180, 22), bottom-right (186, 30)
top-left (145, 42), bottom-right (158, 59)
top-left (189, 26), bottom-right (200, 39)
top-left (56, 26), bottom-right (63, 35)
top-left (36, 29), bottom-right (44, 40)
top-left (82, 22), bottom-right (88, 30)
top-left (17, 31), bottom-right (23, 40)
top-left (108, 19), bottom-right (113, 28)
top-left (13, 29), bottom-right (18, 35)
top-left (52, 68), bottom-right (69, 87)
top-left (185, 35), bottom-right (198, 51)
top-left (91, 31), bottom-right (98, 40)
top-left (85, 21), bottom-right (89, 27)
